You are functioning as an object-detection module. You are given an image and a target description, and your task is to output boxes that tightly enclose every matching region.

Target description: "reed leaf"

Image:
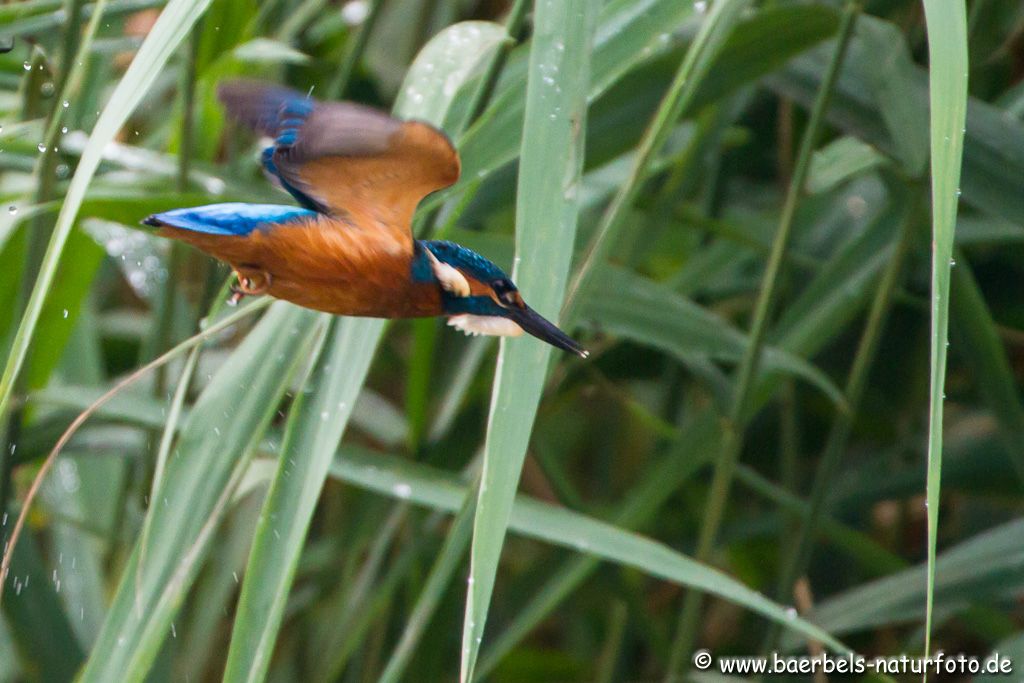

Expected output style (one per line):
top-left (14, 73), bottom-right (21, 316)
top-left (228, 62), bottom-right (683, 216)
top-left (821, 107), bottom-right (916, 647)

top-left (459, 2), bottom-right (597, 680)
top-left (921, 0), bottom-right (969, 659)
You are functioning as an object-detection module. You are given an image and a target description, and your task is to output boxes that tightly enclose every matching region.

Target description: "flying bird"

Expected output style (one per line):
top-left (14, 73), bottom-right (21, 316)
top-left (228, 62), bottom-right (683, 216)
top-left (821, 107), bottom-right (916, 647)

top-left (144, 81), bottom-right (588, 358)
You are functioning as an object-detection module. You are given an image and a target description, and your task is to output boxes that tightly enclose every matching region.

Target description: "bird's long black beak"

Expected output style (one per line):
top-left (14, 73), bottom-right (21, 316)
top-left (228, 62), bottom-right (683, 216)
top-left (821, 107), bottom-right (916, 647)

top-left (508, 306), bottom-right (589, 359)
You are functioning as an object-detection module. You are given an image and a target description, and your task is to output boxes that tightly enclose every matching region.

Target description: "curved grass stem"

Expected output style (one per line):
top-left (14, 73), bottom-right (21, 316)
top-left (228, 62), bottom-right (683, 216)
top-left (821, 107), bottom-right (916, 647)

top-left (0, 297), bottom-right (271, 606)
top-left (1, 0), bottom-right (106, 541)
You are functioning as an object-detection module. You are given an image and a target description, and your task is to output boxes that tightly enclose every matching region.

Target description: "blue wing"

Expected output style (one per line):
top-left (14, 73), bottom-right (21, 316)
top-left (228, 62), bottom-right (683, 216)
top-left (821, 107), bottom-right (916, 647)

top-left (143, 203), bottom-right (317, 236)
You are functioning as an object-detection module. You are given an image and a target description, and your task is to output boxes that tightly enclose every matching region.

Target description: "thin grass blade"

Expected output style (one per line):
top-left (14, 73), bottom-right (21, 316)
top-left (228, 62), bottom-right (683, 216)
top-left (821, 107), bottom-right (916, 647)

top-left (921, 0), bottom-right (968, 660)
top-left (323, 447), bottom-right (851, 654)
top-left (459, 2), bottom-right (597, 680)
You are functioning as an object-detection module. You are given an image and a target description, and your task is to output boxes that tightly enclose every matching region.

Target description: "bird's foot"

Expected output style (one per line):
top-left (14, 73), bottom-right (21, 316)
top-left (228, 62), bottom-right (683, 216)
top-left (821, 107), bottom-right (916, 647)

top-left (228, 268), bottom-right (272, 306)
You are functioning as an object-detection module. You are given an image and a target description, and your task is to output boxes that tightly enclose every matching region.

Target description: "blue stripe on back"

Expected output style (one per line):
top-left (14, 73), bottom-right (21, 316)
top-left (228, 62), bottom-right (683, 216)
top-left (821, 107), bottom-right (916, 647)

top-left (149, 203), bottom-right (317, 236)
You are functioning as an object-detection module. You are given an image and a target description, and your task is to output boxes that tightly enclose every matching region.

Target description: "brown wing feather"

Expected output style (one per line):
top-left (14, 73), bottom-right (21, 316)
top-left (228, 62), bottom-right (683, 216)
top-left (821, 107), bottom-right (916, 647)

top-left (218, 81), bottom-right (460, 248)
top-left (297, 120), bottom-right (459, 247)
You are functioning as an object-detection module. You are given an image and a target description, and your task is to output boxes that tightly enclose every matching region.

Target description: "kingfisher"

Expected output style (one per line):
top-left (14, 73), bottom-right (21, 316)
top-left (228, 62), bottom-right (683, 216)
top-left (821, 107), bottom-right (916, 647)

top-left (144, 81), bottom-right (588, 358)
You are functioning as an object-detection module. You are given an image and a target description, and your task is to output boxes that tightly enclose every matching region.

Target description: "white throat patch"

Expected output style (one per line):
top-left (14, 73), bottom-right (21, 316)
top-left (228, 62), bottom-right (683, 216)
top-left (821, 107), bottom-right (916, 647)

top-left (447, 314), bottom-right (523, 338)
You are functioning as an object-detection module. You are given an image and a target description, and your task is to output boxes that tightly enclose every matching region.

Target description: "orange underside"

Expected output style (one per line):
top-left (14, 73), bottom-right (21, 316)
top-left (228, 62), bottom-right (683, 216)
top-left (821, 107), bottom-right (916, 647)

top-left (159, 216), bottom-right (444, 318)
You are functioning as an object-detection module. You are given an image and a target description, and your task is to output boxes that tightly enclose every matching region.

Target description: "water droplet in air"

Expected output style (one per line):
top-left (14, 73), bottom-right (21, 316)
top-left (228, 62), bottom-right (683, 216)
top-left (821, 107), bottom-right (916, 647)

top-left (60, 126), bottom-right (68, 134)
top-left (22, 62), bottom-right (31, 71)
top-left (37, 143), bottom-right (46, 153)
top-left (62, 100), bottom-right (70, 109)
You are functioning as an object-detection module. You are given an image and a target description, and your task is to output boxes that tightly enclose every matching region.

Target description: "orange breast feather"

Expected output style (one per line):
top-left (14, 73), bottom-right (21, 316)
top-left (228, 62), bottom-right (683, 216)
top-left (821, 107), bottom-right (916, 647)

top-left (160, 215), bottom-right (442, 318)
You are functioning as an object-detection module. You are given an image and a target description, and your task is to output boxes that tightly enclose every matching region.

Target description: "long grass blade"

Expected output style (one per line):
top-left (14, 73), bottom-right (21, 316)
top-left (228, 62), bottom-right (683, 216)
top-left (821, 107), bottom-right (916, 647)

top-left (221, 317), bottom-right (378, 683)
top-left (921, 0), bottom-right (968, 660)
top-left (322, 446), bottom-right (852, 654)
top-left (459, 2), bottom-right (597, 680)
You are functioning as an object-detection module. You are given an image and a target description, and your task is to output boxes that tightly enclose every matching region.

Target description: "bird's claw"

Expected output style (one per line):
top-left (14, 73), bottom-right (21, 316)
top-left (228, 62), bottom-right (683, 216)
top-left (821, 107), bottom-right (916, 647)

top-left (229, 268), bottom-right (272, 305)
top-left (227, 286), bottom-right (245, 307)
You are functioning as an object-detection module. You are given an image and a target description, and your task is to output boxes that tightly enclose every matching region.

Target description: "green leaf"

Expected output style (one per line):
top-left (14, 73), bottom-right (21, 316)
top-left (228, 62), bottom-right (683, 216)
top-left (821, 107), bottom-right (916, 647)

top-left (2, 533), bottom-right (85, 682)
top-left (476, 411), bottom-right (722, 679)
top-left (394, 21), bottom-right (507, 127)
top-left (687, 3), bottom-right (840, 112)
top-left (1, 0), bottom-right (165, 37)
top-left (855, 17), bottom-right (929, 175)
top-left (770, 15), bottom-right (1024, 226)
top-left (807, 136), bottom-right (887, 194)
top-left (921, 0), bottom-right (968, 659)
top-left (460, 2), bottom-right (597, 680)
top-left (949, 256), bottom-right (1024, 484)
top-left (232, 38), bottom-right (310, 65)
top-left (774, 185), bottom-right (906, 356)
top-left (25, 228), bottom-right (105, 391)
top-left (221, 317), bottom-right (382, 683)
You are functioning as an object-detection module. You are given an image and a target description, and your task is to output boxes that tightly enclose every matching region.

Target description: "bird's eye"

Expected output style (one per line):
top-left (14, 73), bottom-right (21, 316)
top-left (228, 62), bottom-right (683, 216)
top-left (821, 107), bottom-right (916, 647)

top-left (492, 279), bottom-right (523, 307)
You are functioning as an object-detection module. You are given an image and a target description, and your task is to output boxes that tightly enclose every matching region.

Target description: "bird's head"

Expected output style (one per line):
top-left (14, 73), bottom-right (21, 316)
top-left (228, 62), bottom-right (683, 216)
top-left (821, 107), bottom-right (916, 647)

top-left (414, 241), bottom-right (588, 358)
